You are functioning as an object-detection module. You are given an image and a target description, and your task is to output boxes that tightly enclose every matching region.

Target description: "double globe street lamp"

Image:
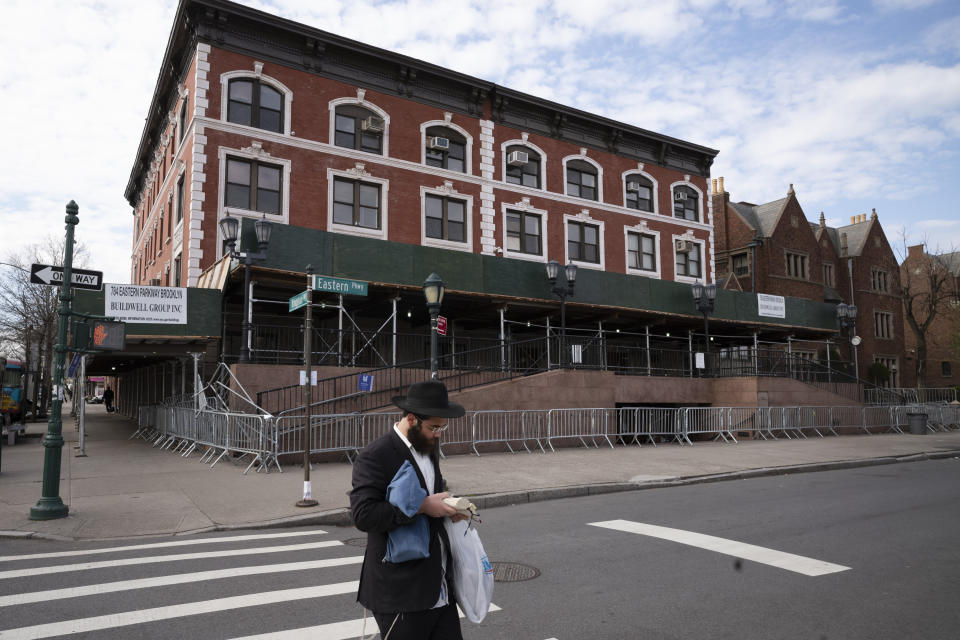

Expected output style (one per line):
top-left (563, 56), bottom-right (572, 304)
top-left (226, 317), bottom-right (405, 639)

top-left (219, 214), bottom-right (274, 363)
top-left (422, 272), bottom-right (445, 380)
top-left (546, 259), bottom-right (577, 367)
top-left (836, 302), bottom-right (859, 379)
top-left (691, 281), bottom-right (717, 372)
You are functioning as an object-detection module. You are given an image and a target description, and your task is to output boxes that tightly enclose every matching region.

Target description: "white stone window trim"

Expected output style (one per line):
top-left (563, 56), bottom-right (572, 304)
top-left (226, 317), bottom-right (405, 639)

top-left (500, 138), bottom-right (548, 191)
top-left (329, 92), bottom-right (390, 157)
top-left (624, 221), bottom-right (661, 280)
top-left (500, 198), bottom-right (549, 264)
top-left (173, 162), bottom-right (187, 236)
top-left (177, 87), bottom-right (191, 148)
top-left (563, 209), bottom-right (605, 271)
top-left (420, 119), bottom-right (473, 175)
top-left (621, 164), bottom-right (659, 214)
top-left (562, 152), bottom-right (604, 203)
top-left (219, 69), bottom-right (294, 136)
top-left (669, 177), bottom-right (705, 223)
top-left (672, 231), bottom-right (706, 284)
top-left (216, 144), bottom-right (292, 259)
top-left (326, 164), bottom-right (389, 241)
top-left (419, 182), bottom-right (474, 253)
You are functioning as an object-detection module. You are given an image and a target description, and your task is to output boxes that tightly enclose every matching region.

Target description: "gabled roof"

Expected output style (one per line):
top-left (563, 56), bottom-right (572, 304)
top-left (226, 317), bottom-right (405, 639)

top-left (936, 250), bottom-right (960, 275)
top-left (730, 196), bottom-right (789, 237)
top-left (831, 220), bottom-right (872, 257)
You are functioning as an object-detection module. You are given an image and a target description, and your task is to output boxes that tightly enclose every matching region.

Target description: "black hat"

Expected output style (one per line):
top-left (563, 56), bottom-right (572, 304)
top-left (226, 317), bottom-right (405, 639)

top-left (392, 380), bottom-right (465, 418)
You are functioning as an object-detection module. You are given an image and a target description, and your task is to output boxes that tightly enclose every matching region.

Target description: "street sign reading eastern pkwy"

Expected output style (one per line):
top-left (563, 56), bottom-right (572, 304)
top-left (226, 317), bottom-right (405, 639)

top-left (311, 275), bottom-right (367, 296)
top-left (289, 290), bottom-right (309, 312)
top-left (30, 263), bottom-right (103, 291)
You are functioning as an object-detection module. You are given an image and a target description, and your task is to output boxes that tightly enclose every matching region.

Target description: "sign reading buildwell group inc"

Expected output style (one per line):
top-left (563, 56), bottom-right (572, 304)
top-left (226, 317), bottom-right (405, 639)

top-left (105, 283), bottom-right (188, 324)
top-left (757, 293), bottom-right (786, 319)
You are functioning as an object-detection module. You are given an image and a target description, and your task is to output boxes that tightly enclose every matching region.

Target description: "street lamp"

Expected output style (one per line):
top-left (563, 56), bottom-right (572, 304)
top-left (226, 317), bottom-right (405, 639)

top-left (692, 281), bottom-right (717, 372)
top-left (745, 231), bottom-right (763, 292)
top-left (836, 302), bottom-right (859, 379)
top-left (422, 272), bottom-right (445, 380)
top-left (219, 214), bottom-right (273, 363)
top-left (546, 259), bottom-right (577, 367)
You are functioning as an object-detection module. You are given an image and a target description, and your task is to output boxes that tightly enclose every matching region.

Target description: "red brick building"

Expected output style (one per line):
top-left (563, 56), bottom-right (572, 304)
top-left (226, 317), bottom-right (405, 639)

top-left (713, 180), bottom-right (905, 385)
top-left (899, 246), bottom-right (960, 389)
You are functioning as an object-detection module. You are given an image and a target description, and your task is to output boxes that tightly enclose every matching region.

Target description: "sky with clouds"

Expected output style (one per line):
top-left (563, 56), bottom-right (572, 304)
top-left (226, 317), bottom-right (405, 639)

top-left (1, 0), bottom-right (958, 284)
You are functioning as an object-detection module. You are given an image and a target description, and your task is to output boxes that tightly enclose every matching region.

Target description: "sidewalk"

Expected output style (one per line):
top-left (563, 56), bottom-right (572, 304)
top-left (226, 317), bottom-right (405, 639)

top-left (1, 404), bottom-right (959, 541)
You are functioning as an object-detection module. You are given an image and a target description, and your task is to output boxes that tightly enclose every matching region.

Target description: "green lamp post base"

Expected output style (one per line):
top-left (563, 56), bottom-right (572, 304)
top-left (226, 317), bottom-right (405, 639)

top-left (29, 497), bottom-right (69, 521)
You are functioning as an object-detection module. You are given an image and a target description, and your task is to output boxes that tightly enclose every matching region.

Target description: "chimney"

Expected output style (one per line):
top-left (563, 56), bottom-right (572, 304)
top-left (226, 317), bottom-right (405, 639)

top-left (907, 244), bottom-right (924, 260)
top-left (712, 178), bottom-right (717, 194)
top-left (870, 207), bottom-right (877, 221)
top-left (850, 216), bottom-right (856, 224)
top-left (718, 176), bottom-right (725, 193)
top-left (860, 213), bottom-right (867, 223)
top-left (840, 232), bottom-right (848, 256)
top-left (819, 212), bottom-right (825, 228)
top-left (787, 183), bottom-right (795, 195)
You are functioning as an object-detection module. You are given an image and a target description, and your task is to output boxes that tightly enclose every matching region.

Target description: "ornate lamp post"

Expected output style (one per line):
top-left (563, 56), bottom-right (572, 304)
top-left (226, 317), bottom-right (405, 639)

top-left (691, 281), bottom-right (717, 371)
top-left (836, 302), bottom-right (859, 379)
top-left (546, 260), bottom-right (577, 368)
top-left (422, 273), bottom-right (445, 380)
top-left (219, 214), bottom-right (273, 363)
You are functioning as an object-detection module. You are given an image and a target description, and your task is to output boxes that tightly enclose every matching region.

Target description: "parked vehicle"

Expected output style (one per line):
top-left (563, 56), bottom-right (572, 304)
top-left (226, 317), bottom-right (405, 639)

top-left (1, 358), bottom-right (24, 422)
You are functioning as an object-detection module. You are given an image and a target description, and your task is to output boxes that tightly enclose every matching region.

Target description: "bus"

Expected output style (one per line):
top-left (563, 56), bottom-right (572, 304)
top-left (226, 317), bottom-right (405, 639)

top-left (1, 358), bottom-right (26, 424)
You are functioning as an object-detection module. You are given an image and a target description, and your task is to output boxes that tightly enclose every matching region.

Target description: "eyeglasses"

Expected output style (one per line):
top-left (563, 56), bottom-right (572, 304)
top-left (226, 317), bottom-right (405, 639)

top-left (422, 421), bottom-right (448, 433)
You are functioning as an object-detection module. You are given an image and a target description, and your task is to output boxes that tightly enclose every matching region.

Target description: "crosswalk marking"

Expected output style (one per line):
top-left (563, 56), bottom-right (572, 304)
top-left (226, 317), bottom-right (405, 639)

top-left (0, 541), bottom-right (343, 580)
top-left (0, 582), bottom-right (359, 640)
top-left (0, 529), bottom-right (330, 563)
top-left (228, 604), bottom-right (504, 640)
top-left (0, 556), bottom-right (364, 607)
top-left (588, 519), bottom-right (850, 577)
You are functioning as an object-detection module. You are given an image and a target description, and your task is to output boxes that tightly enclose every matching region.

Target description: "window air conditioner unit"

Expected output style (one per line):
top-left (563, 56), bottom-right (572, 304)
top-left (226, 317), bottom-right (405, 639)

top-left (675, 239), bottom-right (693, 253)
top-left (675, 190), bottom-right (688, 201)
top-left (427, 136), bottom-right (450, 150)
top-left (507, 150), bottom-right (529, 166)
top-left (627, 181), bottom-right (642, 192)
top-left (361, 116), bottom-right (385, 133)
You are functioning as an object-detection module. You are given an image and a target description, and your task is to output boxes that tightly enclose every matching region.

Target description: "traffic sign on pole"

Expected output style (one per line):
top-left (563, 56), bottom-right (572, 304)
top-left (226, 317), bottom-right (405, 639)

top-left (30, 264), bottom-right (103, 291)
top-left (288, 290), bottom-right (309, 312)
top-left (310, 275), bottom-right (368, 296)
top-left (436, 315), bottom-right (448, 336)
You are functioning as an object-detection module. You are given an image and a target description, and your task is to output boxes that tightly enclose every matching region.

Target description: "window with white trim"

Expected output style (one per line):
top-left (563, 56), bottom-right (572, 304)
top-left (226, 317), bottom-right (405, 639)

top-left (225, 157), bottom-right (282, 215)
top-left (505, 145), bottom-right (541, 188)
top-left (566, 160), bottom-right (598, 201)
top-left (676, 243), bottom-right (702, 278)
top-left (335, 105), bottom-right (383, 154)
top-left (227, 78), bottom-right (284, 133)
top-left (178, 99), bottom-right (188, 143)
top-left (567, 220), bottom-right (600, 263)
top-left (425, 194), bottom-right (466, 242)
top-left (424, 126), bottom-right (466, 173)
top-left (627, 232), bottom-right (656, 272)
top-left (673, 185), bottom-right (699, 221)
top-left (175, 175), bottom-right (185, 224)
top-left (624, 174), bottom-right (654, 212)
top-left (333, 177), bottom-right (381, 230)
top-left (506, 210), bottom-right (542, 256)
top-left (173, 254), bottom-right (182, 288)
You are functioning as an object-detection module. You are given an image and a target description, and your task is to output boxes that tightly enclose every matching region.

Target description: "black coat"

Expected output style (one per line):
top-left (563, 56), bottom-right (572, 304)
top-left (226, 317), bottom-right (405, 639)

top-left (350, 430), bottom-right (452, 613)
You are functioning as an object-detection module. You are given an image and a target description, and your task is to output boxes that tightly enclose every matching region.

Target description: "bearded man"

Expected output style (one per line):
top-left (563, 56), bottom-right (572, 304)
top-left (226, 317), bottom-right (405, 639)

top-left (350, 380), bottom-right (469, 639)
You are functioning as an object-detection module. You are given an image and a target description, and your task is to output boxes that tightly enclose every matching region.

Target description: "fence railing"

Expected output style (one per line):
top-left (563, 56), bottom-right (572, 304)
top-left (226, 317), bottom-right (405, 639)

top-left (865, 387), bottom-right (958, 405)
top-left (133, 401), bottom-right (960, 472)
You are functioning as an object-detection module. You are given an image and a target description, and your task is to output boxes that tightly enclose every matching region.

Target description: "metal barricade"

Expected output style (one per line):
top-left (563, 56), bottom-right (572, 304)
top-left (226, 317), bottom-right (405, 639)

top-left (768, 407), bottom-right (804, 438)
top-left (470, 410), bottom-right (546, 456)
top-left (862, 406), bottom-right (897, 434)
top-left (683, 407), bottom-right (736, 444)
top-left (727, 407), bottom-right (766, 440)
top-left (830, 406), bottom-right (865, 434)
top-left (546, 408), bottom-right (614, 452)
top-left (797, 406), bottom-right (834, 437)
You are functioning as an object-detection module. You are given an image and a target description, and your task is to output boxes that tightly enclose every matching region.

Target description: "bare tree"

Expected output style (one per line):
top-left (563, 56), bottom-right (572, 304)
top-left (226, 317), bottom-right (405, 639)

top-left (0, 236), bottom-right (88, 414)
top-left (899, 240), bottom-right (959, 387)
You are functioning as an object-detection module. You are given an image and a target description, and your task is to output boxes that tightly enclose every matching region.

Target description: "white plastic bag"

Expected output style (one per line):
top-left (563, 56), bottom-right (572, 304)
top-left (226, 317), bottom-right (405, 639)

top-left (443, 518), bottom-right (494, 623)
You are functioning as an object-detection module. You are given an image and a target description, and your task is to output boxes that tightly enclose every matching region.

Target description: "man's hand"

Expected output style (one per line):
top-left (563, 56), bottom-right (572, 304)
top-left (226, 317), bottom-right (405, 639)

top-left (419, 492), bottom-right (457, 518)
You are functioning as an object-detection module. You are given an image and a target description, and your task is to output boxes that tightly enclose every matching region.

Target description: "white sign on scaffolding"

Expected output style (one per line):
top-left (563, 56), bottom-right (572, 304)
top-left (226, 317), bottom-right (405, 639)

top-left (757, 293), bottom-right (786, 319)
top-left (105, 283), bottom-right (188, 324)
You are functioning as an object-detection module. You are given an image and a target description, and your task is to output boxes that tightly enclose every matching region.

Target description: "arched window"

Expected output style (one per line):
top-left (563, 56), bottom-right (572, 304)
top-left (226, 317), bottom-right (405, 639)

top-left (227, 78), bottom-right (283, 133)
top-left (566, 159), bottom-right (598, 201)
top-left (424, 126), bottom-right (467, 172)
top-left (625, 174), bottom-right (654, 212)
top-left (673, 184), bottom-right (699, 221)
top-left (505, 145), bottom-right (541, 188)
top-left (335, 105), bottom-right (384, 154)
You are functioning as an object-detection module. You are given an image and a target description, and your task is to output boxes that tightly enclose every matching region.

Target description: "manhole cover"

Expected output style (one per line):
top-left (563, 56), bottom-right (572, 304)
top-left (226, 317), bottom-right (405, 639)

top-left (490, 562), bottom-right (540, 582)
top-left (343, 537), bottom-right (367, 547)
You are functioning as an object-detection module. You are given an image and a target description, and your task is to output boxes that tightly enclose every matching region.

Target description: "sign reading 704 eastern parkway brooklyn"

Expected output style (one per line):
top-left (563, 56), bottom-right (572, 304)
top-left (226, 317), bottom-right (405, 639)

top-left (105, 283), bottom-right (188, 324)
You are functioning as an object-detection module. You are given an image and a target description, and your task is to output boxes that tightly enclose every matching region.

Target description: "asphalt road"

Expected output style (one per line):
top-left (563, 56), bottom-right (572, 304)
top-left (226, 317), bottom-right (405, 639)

top-left (0, 458), bottom-right (957, 639)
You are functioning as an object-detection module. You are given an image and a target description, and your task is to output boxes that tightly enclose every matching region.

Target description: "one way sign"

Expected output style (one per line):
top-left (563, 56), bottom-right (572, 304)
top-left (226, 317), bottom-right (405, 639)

top-left (30, 263), bottom-right (103, 291)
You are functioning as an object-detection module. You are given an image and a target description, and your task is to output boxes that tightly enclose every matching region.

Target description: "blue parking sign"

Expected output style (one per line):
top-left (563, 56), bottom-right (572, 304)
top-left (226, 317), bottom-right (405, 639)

top-left (358, 374), bottom-right (374, 392)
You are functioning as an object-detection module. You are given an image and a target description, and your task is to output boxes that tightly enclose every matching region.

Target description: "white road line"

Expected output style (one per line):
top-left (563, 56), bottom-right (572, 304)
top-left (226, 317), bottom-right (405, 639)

top-left (228, 604), bottom-right (503, 639)
top-left (0, 541), bottom-right (342, 581)
top-left (0, 529), bottom-right (329, 563)
top-left (0, 556), bottom-right (364, 607)
top-left (588, 519), bottom-right (850, 577)
top-left (0, 582), bottom-right (359, 640)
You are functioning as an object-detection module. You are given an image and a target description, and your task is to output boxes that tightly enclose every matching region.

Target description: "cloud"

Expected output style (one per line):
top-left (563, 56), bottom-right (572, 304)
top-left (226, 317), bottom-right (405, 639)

top-left (873, 0), bottom-right (941, 10)
top-left (925, 15), bottom-right (960, 55)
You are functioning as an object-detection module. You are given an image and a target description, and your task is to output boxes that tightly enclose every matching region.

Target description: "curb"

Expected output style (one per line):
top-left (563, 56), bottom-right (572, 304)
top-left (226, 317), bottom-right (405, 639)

top-left (3, 449), bottom-right (958, 541)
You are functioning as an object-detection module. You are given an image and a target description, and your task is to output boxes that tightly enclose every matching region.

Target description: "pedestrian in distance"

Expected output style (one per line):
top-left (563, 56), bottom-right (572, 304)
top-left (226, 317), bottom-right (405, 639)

top-left (102, 387), bottom-right (114, 413)
top-left (350, 380), bottom-right (469, 640)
